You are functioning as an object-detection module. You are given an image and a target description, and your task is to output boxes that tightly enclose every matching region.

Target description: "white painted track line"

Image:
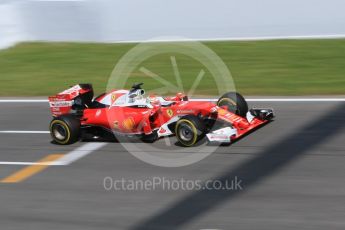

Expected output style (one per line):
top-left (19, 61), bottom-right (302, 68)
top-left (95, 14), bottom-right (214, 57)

top-left (0, 131), bottom-right (49, 134)
top-left (0, 161), bottom-right (57, 166)
top-left (1, 98), bottom-right (345, 103)
top-left (0, 143), bottom-right (108, 166)
top-left (190, 98), bottom-right (345, 102)
top-left (0, 100), bottom-right (48, 103)
top-left (54, 142), bottom-right (108, 165)
top-left (247, 98), bottom-right (345, 102)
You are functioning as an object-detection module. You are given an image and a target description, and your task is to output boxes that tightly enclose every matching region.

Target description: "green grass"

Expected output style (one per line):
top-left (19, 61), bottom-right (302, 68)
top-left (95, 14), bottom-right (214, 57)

top-left (0, 39), bottom-right (345, 96)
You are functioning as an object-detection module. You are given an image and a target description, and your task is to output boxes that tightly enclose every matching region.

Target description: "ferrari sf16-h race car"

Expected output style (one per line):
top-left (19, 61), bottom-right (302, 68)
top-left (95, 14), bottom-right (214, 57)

top-left (48, 83), bottom-right (274, 147)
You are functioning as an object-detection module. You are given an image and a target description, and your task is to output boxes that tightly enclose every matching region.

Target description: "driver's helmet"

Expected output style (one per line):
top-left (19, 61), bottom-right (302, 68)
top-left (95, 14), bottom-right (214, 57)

top-left (128, 89), bottom-right (145, 103)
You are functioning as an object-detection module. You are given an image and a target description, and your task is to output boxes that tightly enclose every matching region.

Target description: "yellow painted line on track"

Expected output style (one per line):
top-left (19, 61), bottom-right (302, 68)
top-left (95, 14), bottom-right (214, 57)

top-left (0, 154), bottom-right (63, 183)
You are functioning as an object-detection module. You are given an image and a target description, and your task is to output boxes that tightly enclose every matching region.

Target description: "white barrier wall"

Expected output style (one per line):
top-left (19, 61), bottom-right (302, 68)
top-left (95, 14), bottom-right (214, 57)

top-left (0, 3), bottom-right (26, 49)
top-left (1, 0), bottom-right (345, 48)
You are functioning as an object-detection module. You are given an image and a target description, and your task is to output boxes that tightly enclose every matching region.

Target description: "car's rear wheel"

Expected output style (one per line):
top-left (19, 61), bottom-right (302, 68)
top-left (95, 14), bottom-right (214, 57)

top-left (50, 115), bottom-right (80, 145)
top-left (175, 115), bottom-right (206, 147)
top-left (217, 92), bottom-right (248, 118)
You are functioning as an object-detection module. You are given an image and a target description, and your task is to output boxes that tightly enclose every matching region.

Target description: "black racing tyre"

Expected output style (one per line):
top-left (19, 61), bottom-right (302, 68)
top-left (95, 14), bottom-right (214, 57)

top-left (175, 115), bottom-right (206, 147)
top-left (217, 92), bottom-right (248, 118)
top-left (50, 115), bottom-right (80, 145)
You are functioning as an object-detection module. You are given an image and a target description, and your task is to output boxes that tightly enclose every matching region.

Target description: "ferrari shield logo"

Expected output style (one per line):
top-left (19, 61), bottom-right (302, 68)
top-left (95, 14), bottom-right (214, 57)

top-left (111, 94), bottom-right (117, 102)
top-left (166, 109), bottom-right (174, 117)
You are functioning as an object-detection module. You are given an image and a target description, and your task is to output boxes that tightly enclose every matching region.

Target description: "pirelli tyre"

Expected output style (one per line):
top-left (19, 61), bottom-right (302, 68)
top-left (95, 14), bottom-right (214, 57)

top-left (217, 92), bottom-right (248, 118)
top-left (50, 115), bottom-right (80, 145)
top-left (175, 115), bottom-right (206, 147)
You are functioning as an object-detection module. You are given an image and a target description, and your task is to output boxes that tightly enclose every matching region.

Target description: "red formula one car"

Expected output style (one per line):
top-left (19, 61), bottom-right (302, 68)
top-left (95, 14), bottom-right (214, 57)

top-left (48, 83), bottom-right (274, 147)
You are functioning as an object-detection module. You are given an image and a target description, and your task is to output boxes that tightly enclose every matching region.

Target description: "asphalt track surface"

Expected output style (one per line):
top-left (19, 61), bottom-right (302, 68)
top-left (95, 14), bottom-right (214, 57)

top-left (0, 100), bottom-right (345, 230)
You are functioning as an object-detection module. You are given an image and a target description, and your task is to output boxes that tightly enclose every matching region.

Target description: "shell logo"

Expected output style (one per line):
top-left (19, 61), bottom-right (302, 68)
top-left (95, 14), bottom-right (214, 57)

top-left (122, 117), bottom-right (135, 130)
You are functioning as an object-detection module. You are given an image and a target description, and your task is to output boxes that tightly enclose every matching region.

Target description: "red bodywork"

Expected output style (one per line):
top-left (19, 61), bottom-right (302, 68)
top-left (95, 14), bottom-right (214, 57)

top-left (49, 85), bottom-right (270, 142)
top-left (48, 85), bottom-right (92, 116)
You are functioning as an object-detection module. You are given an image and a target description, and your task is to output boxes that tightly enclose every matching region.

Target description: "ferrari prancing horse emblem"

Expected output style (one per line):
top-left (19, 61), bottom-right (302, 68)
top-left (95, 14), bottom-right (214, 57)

top-left (166, 109), bottom-right (174, 117)
top-left (111, 94), bottom-right (117, 102)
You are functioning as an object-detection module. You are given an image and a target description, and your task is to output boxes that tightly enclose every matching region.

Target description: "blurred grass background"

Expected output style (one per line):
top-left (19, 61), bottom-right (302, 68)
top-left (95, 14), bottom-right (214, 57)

top-left (0, 39), bottom-right (344, 96)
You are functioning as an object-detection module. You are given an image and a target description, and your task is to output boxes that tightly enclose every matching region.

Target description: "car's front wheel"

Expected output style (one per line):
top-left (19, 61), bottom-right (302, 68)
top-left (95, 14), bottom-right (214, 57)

top-left (175, 115), bottom-right (206, 147)
top-left (50, 115), bottom-right (80, 145)
top-left (217, 92), bottom-right (248, 118)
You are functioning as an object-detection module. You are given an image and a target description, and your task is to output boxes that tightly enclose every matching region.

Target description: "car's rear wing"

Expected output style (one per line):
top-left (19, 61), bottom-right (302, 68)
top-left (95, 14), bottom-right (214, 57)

top-left (48, 84), bottom-right (93, 117)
